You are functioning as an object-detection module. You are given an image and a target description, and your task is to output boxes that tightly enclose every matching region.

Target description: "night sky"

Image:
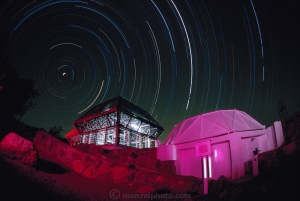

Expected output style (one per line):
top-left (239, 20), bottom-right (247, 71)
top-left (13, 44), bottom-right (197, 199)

top-left (1, 0), bottom-right (299, 141)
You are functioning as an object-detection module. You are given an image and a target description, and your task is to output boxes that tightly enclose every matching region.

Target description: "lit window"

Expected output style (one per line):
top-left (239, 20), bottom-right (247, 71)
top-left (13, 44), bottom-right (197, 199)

top-left (105, 129), bottom-right (115, 144)
top-left (128, 117), bottom-right (141, 131)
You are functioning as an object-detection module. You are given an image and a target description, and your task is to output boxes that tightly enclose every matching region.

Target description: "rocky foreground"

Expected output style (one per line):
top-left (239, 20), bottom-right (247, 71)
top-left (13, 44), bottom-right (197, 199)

top-left (1, 131), bottom-right (300, 201)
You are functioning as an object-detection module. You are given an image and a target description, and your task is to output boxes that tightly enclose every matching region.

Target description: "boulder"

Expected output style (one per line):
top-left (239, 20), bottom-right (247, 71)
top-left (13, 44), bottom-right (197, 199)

top-left (155, 175), bottom-right (164, 182)
top-left (135, 170), bottom-right (158, 185)
top-left (0, 132), bottom-right (37, 166)
top-left (153, 175), bottom-right (167, 189)
top-left (32, 130), bottom-right (205, 193)
top-left (170, 180), bottom-right (189, 193)
top-left (33, 131), bottom-right (108, 178)
top-left (111, 166), bottom-right (129, 183)
top-left (158, 160), bottom-right (176, 174)
top-left (75, 144), bottom-right (103, 155)
top-left (73, 160), bottom-right (85, 174)
top-left (96, 163), bottom-right (111, 176)
top-left (33, 131), bottom-right (88, 170)
top-left (132, 155), bottom-right (154, 168)
top-left (82, 166), bottom-right (96, 179)
top-left (137, 185), bottom-right (155, 194)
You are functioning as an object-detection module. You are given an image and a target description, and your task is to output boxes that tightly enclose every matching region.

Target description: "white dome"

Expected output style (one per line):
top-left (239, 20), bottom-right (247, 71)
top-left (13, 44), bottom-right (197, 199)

top-left (164, 109), bottom-right (265, 145)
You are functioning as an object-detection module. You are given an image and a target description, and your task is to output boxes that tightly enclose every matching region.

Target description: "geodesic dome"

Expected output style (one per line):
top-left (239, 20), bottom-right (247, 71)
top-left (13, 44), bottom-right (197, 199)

top-left (164, 109), bottom-right (265, 145)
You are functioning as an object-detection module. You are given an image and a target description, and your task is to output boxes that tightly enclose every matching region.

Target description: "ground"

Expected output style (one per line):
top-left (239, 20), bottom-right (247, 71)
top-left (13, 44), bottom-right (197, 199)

top-left (2, 154), bottom-right (300, 201)
top-left (2, 128), bottom-right (300, 201)
top-left (0, 156), bottom-right (143, 201)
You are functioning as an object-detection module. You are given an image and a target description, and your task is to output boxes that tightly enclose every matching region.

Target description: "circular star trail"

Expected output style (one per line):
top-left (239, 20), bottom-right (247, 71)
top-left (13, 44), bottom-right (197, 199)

top-left (1, 0), bottom-right (300, 140)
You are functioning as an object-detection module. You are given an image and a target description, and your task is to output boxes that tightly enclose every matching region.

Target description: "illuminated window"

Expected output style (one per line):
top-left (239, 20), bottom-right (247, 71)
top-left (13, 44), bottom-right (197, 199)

top-left (91, 119), bottom-right (97, 130)
top-left (138, 122), bottom-right (150, 134)
top-left (128, 117), bottom-right (141, 131)
top-left (119, 129), bottom-right (131, 146)
top-left (98, 115), bottom-right (109, 128)
top-left (105, 129), bottom-right (115, 144)
top-left (82, 134), bottom-right (88, 144)
top-left (125, 130), bottom-right (130, 146)
top-left (95, 131), bottom-right (105, 145)
top-left (108, 112), bottom-right (117, 126)
top-left (130, 133), bottom-right (141, 148)
top-left (120, 112), bottom-right (131, 127)
top-left (119, 129), bottom-right (126, 145)
top-left (149, 126), bottom-right (158, 137)
top-left (88, 133), bottom-right (95, 144)
top-left (144, 136), bottom-right (149, 148)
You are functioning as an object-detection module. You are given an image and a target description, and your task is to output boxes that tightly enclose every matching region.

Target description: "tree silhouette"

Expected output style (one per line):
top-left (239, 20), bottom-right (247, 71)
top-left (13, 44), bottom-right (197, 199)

top-left (0, 34), bottom-right (40, 136)
top-left (48, 125), bottom-right (63, 138)
top-left (0, 67), bottom-right (40, 120)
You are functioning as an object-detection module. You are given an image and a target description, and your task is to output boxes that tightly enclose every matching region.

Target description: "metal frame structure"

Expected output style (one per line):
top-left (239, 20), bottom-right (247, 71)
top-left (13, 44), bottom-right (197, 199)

top-left (66, 96), bottom-right (164, 148)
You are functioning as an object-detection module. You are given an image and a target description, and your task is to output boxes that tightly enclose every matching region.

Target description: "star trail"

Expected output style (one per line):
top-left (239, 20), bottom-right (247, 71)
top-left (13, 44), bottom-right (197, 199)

top-left (1, 0), bottom-right (299, 140)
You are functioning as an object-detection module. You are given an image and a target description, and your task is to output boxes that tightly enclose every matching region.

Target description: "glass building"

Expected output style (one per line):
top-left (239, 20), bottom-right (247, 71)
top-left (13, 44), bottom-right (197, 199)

top-left (66, 96), bottom-right (164, 149)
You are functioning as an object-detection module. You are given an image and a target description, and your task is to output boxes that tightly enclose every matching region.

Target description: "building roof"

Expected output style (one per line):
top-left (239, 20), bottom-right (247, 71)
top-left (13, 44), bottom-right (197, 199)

top-left (73, 96), bottom-right (163, 130)
top-left (65, 128), bottom-right (79, 138)
top-left (164, 109), bottom-right (265, 145)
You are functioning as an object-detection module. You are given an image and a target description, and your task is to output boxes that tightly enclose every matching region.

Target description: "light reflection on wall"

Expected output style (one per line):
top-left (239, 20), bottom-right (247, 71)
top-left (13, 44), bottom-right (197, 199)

top-left (213, 148), bottom-right (224, 162)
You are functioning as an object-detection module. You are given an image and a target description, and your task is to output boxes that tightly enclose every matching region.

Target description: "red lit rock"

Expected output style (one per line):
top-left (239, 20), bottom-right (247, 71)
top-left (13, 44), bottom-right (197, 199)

top-left (154, 175), bottom-right (168, 189)
top-left (158, 160), bottom-right (176, 174)
top-left (82, 154), bottom-right (97, 168)
top-left (134, 170), bottom-right (159, 188)
top-left (0, 132), bottom-right (37, 166)
top-left (82, 166), bottom-right (96, 179)
top-left (137, 185), bottom-right (155, 194)
top-left (132, 155), bottom-right (152, 167)
top-left (32, 131), bottom-right (203, 195)
top-left (34, 131), bottom-right (88, 170)
top-left (75, 144), bottom-right (103, 155)
top-left (73, 160), bottom-right (84, 174)
top-left (112, 166), bottom-right (129, 183)
top-left (96, 163), bottom-right (111, 176)
top-left (155, 175), bottom-right (164, 182)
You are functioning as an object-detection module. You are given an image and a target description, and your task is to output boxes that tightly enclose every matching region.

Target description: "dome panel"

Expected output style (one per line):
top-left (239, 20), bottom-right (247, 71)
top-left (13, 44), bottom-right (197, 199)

top-left (200, 117), bottom-right (215, 137)
top-left (219, 110), bottom-right (235, 130)
top-left (173, 129), bottom-right (199, 144)
top-left (215, 112), bottom-right (231, 130)
top-left (232, 111), bottom-right (251, 130)
top-left (164, 122), bottom-right (183, 145)
top-left (202, 110), bottom-right (219, 122)
top-left (200, 117), bottom-right (229, 139)
top-left (163, 109), bottom-right (265, 145)
top-left (185, 116), bottom-right (202, 138)
top-left (178, 116), bottom-right (198, 135)
top-left (202, 124), bottom-right (229, 138)
top-left (239, 111), bottom-right (265, 129)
